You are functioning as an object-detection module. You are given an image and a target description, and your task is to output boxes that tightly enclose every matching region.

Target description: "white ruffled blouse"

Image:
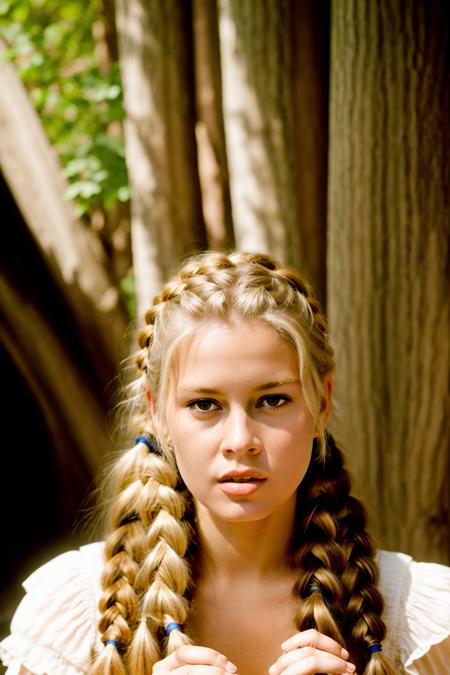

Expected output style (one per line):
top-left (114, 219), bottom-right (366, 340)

top-left (0, 543), bottom-right (449, 674)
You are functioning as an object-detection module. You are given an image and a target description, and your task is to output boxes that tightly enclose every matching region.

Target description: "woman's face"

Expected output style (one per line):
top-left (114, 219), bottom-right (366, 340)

top-left (165, 319), bottom-right (322, 524)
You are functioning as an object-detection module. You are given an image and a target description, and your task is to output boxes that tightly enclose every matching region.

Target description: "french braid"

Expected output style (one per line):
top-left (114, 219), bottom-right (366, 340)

top-left (92, 250), bottom-right (395, 674)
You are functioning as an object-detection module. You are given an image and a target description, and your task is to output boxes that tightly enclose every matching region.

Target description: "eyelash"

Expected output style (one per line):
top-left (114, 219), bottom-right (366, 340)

top-left (186, 394), bottom-right (293, 414)
top-left (260, 394), bottom-right (292, 408)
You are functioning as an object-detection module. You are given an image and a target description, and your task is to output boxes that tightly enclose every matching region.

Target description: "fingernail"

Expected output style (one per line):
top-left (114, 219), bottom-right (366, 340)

top-left (280, 640), bottom-right (288, 650)
top-left (345, 664), bottom-right (356, 673)
top-left (341, 648), bottom-right (350, 659)
top-left (226, 663), bottom-right (237, 673)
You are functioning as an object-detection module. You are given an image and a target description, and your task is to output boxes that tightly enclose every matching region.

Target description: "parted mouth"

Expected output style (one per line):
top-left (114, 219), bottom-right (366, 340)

top-left (218, 470), bottom-right (267, 483)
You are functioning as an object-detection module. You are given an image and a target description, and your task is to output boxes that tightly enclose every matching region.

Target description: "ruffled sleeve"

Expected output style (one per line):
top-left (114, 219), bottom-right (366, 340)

top-left (0, 543), bottom-right (104, 675)
top-left (401, 558), bottom-right (450, 674)
top-left (378, 550), bottom-right (450, 674)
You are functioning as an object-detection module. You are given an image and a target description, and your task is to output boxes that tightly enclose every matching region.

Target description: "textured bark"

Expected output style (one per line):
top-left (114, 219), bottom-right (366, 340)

top-left (192, 0), bottom-right (234, 250)
top-left (116, 0), bottom-right (207, 316)
top-left (218, 0), bottom-right (299, 267)
top-left (101, 0), bottom-right (119, 63)
top-left (328, 1), bottom-right (449, 562)
top-left (0, 43), bottom-right (128, 388)
top-left (291, 1), bottom-right (330, 304)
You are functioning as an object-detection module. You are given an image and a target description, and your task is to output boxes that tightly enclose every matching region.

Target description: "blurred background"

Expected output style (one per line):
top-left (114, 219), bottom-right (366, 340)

top-left (0, 0), bottom-right (448, 652)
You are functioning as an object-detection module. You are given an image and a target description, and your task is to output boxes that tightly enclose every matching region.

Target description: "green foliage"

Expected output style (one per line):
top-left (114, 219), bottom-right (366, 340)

top-left (1, 0), bottom-right (129, 216)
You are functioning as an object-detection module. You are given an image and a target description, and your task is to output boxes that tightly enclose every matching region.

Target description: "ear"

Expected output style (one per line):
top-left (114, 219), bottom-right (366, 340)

top-left (321, 375), bottom-right (333, 426)
top-left (145, 388), bottom-right (157, 418)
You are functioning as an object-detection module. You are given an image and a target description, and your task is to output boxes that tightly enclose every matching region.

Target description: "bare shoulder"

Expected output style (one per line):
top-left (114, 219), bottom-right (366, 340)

top-left (18, 667), bottom-right (41, 675)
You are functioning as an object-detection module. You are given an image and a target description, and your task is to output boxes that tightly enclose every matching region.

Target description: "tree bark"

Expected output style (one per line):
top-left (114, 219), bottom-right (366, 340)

top-left (0, 42), bottom-right (128, 388)
top-left (115, 0), bottom-right (207, 317)
top-left (328, 0), bottom-right (449, 563)
top-left (192, 0), bottom-right (234, 250)
top-left (291, 0), bottom-right (330, 304)
top-left (100, 0), bottom-right (120, 64)
top-left (217, 0), bottom-right (299, 267)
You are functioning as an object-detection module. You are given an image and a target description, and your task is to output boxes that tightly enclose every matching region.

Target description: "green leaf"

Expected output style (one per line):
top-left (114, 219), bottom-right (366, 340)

top-left (64, 180), bottom-right (102, 200)
top-left (117, 186), bottom-right (130, 202)
top-left (3, 0), bottom-right (128, 215)
top-left (0, 1), bottom-right (12, 16)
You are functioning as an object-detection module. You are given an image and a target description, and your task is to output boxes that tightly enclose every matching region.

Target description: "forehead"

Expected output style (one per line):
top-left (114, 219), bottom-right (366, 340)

top-left (171, 319), bottom-right (300, 387)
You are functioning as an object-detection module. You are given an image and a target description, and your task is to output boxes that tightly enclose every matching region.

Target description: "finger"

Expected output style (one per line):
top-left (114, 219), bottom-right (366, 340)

top-left (153, 646), bottom-right (237, 673)
top-left (269, 649), bottom-right (355, 675)
top-left (281, 628), bottom-right (349, 660)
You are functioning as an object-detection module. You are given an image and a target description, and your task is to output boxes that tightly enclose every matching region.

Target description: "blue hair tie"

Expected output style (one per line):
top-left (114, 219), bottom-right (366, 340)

top-left (368, 643), bottom-right (382, 654)
top-left (309, 585), bottom-right (322, 594)
top-left (135, 434), bottom-right (161, 454)
top-left (165, 622), bottom-right (182, 635)
top-left (106, 639), bottom-right (119, 648)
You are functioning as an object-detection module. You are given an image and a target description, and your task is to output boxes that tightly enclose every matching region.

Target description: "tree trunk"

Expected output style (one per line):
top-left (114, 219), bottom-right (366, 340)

top-left (328, 0), bottom-right (449, 563)
top-left (0, 42), bottom-right (128, 389)
top-left (115, 0), bottom-right (207, 316)
top-left (218, 0), bottom-right (299, 267)
top-left (192, 0), bottom-right (234, 250)
top-left (100, 0), bottom-right (119, 64)
top-left (291, 0), bottom-right (330, 304)
top-left (0, 277), bottom-right (108, 478)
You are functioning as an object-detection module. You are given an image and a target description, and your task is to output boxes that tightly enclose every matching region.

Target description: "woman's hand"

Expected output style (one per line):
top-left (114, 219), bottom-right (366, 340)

top-left (153, 645), bottom-right (238, 674)
top-left (268, 629), bottom-right (356, 675)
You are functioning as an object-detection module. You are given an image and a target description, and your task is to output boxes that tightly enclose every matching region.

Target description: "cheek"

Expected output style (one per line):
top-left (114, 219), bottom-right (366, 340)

top-left (273, 429), bottom-right (314, 485)
top-left (173, 452), bottom-right (209, 502)
top-left (170, 425), bottom-right (208, 484)
top-left (173, 446), bottom-right (198, 474)
top-left (285, 442), bottom-right (313, 473)
top-left (167, 410), bottom-right (191, 453)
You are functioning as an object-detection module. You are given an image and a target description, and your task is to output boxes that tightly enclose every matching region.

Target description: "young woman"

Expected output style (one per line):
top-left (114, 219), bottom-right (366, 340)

top-left (1, 251), bottom-right (449, 675)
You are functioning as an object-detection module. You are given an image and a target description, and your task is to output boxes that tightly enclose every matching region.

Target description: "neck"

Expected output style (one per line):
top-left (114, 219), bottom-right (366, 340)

top-left (194, 495), bottom-right (297, 580)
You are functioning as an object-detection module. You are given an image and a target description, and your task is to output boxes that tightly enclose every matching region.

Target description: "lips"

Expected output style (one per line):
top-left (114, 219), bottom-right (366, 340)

top-left (218, 470), bottom-right (267, 496)
top-left (223, 477), bottom-right (262, 483)
top-left (218, 469), bottom-right (267, 483)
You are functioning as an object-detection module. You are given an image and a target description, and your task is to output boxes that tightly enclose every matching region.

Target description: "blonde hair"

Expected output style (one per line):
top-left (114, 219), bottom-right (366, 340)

top-left (91, 251), bottom-right (395, 675)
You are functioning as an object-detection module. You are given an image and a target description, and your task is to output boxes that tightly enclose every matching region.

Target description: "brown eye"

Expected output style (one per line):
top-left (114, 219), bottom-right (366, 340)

top-left (187, 398), bottom-right (220, 412)
top-left (258, 394), bottom-right (291, 409)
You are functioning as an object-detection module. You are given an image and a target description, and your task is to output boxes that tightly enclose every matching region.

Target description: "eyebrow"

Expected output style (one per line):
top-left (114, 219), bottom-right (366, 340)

top-left (178, 379), bottom-right (301, 395)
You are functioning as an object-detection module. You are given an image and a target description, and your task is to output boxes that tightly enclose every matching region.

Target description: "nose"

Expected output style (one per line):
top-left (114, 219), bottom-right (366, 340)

top-left (221, 407), bottom-right (262, 457)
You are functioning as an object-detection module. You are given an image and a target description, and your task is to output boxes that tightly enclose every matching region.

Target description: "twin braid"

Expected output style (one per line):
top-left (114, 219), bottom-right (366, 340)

top-left (292, 435), bottom-right (396, 674)
top-left (93, 251), bottom-right (394, 674)
top-left (92, 437), bottom-right (194, 674)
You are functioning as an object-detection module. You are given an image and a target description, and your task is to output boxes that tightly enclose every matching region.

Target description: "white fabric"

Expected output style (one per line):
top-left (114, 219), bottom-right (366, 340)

top-left (1, 542), bottom-right (449, 674)
top-left (376, 550), bottom-right (450, 673)
top-left (0, 545), bottom-right (103, 675)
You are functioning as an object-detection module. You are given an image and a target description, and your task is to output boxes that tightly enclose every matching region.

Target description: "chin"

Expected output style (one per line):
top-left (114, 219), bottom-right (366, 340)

top-left (208, 500), bottom-right (279, 523)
